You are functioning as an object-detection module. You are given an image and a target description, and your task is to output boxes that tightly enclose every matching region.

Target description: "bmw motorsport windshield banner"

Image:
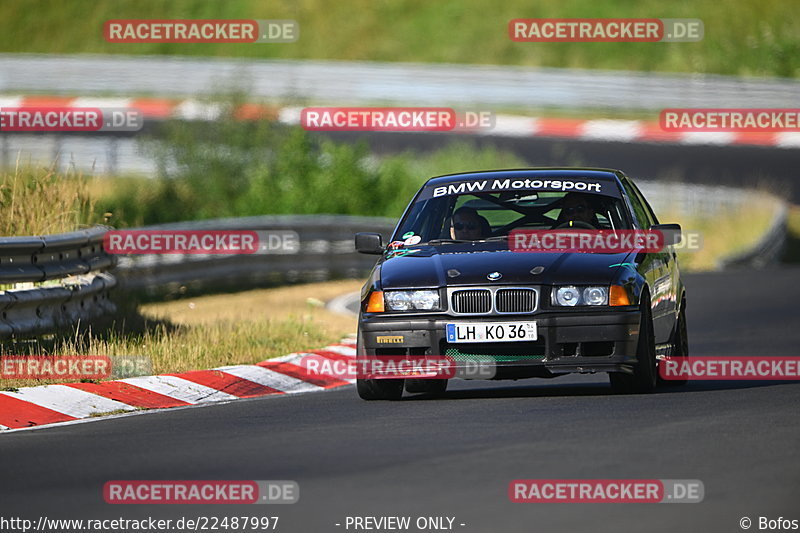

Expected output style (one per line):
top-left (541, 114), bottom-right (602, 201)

top-left (417, 176), bottom-right (621, 200)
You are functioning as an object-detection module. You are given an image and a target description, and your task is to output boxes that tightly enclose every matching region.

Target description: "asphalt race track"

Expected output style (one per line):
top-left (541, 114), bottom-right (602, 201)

top-left (1, 268), bottom-right (799, 533)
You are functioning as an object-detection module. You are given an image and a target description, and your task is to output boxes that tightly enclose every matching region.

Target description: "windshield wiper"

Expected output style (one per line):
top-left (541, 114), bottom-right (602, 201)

top-left (417, 236), bottom-right (508, 245)
top-left (418, 238), bottom-right (472, 245)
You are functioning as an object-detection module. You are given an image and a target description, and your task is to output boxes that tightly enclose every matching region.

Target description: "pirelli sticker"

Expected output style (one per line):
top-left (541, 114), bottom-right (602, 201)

top-left (376, 335), bottom-right (405, 344)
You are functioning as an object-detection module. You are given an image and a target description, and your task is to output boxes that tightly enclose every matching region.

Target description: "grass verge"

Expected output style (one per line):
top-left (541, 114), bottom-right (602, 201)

top-left (1, 0), bottom-right (798, 78)
top-left (662, 198), bottom-right (777, 271)
top-left (0, 279), bottom-right (361, 389)
top-left (0, 163), bottom-right (99, 236)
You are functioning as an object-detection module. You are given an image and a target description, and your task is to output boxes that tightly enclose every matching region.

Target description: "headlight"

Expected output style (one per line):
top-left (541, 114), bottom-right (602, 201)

top-left (552, 286), bottom-right (608, 306)
top-left (384, 290), bottom-right (441, 311)
top-left (554, 286), bottom-right (580, 306)
top-left (583, 287), bottom-right (608, 306)
top-left (385, 291), bottom-right (413, 311)
top-left (411, 290), bottom-right (439, 310)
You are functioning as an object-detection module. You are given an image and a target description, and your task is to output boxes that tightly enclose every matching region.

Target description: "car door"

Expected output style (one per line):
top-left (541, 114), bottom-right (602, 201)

top-left (628, 180), bottom-right (681, 337)
top-left (619, 177), bottom-right (674, 344)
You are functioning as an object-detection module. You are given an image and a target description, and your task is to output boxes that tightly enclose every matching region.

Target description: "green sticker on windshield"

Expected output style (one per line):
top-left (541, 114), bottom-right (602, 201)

top-left (402, 231), bottom-right (415, 239)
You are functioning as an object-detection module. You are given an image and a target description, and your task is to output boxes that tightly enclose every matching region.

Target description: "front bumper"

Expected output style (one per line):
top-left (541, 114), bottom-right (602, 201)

top-left (358, 309), bottom-right (641, 379)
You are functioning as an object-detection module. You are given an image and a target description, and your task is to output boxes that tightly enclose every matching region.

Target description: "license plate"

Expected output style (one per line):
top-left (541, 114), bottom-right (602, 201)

top-left (446, 322), bottom-right (537, 343)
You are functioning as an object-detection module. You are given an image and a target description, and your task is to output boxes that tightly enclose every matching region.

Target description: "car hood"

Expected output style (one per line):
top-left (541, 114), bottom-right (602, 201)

top-left (379, 244), bottom-right (632, 288)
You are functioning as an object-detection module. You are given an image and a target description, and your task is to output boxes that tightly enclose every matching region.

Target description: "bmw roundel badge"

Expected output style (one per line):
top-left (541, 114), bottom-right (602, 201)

top-left (487, 271), bottom-right (502, 281)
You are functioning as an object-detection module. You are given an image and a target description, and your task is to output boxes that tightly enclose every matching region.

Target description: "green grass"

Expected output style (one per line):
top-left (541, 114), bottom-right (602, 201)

top-left (0, 280), bottom-right (360, 389)
top-left (1, 0), bottom-right (798, 78)
top-left (94, 93), bottom-right (531, 226)
top-left (94, 140), bottom-right (527, 227)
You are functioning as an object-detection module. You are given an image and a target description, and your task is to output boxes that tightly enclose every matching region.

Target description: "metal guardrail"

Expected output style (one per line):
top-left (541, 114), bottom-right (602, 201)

top-left (0, 216), bottom-right (395, 338)
top-left (636, 181), bottom-right (789, 269)
top-left (3, 54), bottom-right (799, 110)
top-left (718, 203), bottom-right (789, 269)
top-left (114, 215), bottom-right (396, 298)
top-left (0, 227), bottom-right (116, 338)
top-left (637, 181), bottom-right (750, 217)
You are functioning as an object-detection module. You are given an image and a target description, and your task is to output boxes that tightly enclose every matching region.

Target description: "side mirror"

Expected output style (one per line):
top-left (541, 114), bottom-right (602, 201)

top-left (650, 223), bottom-right (682, 246)
top-left (355, 232), bottom-right (384, 255)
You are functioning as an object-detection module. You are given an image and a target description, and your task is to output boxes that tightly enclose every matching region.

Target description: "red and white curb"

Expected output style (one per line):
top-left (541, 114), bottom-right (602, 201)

top-left (0, 339), bottom-right (356, 432)
top-left (1, 95), bottom-right (799, 149)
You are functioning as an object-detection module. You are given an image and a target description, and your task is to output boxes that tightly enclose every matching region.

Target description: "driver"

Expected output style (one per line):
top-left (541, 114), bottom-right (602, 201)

top-left (450, 207), bottom-right (490, 240)
top-left (553, 192), bottom-right (600, 229)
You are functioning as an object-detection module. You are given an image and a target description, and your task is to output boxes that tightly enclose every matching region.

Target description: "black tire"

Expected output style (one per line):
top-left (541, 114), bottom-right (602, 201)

top-left (659, 300), bottom-right (689, 387)
top-left (357, 378), bottom-right (404, 400)
top-left (405, 379), bottom-right (448, 395)
top-left (610, 294), bottom-right (657, 394)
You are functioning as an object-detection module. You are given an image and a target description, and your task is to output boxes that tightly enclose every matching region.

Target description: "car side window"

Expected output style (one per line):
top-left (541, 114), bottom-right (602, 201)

top-left (620, 178), bottom-right (652, 229)
top-left (396, 197), bottom-right (452, 241)
top-left (627, 180), bottom-right (660, 226)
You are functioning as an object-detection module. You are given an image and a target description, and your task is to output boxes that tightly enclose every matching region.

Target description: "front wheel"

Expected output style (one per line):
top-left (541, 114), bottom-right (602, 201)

top-left (357, 378), bottom-right (404, 400)
top-left (610, 295), bottom-right (657, 394)
top-left (659, 301), bottom-right (689, 386)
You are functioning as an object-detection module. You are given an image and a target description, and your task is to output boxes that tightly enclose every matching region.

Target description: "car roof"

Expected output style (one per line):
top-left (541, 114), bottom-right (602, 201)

top-left (423, 168), bottom-right (625, 188)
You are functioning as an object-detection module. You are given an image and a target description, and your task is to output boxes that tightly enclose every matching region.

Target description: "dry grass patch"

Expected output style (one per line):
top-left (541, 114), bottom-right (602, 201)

top-left (0, 280), bottom-right (362, 389)
top-left (662, 196), bottom-right (777, 271)
top-left (140, 280), bottom-right (360, 329)
top-left (0, 163), bottom-right (97, 236)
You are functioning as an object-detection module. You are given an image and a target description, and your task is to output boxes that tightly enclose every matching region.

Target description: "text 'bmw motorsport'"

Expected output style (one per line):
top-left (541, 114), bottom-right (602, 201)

top-left (429, 178), bottom-right (605, 198)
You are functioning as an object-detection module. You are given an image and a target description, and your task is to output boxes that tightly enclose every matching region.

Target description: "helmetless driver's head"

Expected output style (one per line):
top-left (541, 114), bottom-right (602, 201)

top-left (559, 193), bottom-right (597, 225)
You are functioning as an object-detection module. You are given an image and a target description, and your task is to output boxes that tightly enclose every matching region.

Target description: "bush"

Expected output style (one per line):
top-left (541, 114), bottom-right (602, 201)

top-left (96, 94), bottom-right (526, 226)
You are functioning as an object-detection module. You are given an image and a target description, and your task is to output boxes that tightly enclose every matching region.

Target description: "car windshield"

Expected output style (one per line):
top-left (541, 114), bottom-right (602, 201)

top-left (394, 186), bottom-right (631, 244)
